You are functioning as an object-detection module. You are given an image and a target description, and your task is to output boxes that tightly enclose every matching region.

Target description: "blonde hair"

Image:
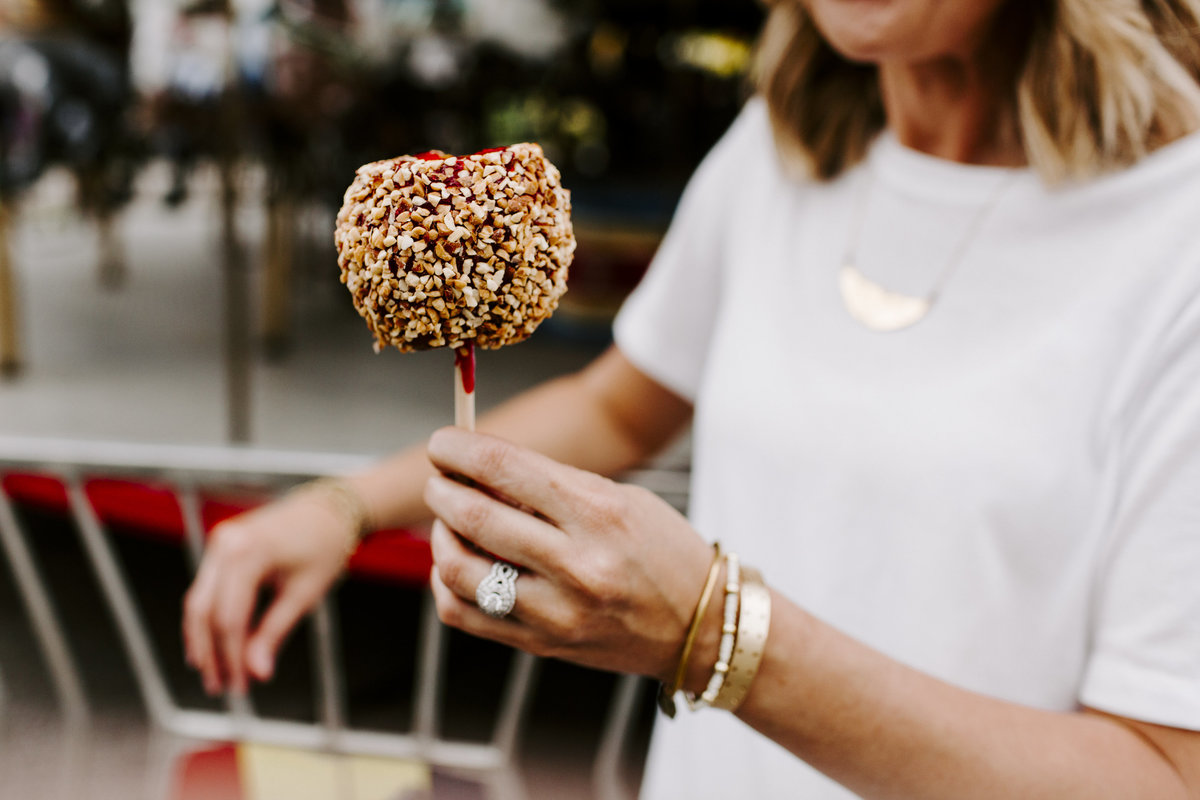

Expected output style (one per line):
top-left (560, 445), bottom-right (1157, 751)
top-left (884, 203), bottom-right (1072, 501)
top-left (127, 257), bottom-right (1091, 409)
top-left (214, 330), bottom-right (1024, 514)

top-left (755, 0), bottom-right (1200, 181)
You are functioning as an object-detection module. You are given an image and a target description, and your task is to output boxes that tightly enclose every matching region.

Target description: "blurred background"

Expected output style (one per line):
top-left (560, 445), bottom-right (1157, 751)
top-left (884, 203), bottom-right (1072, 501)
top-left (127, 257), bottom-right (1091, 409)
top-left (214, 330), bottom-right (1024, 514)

top-left (0, 1), bottom-right (761, 798)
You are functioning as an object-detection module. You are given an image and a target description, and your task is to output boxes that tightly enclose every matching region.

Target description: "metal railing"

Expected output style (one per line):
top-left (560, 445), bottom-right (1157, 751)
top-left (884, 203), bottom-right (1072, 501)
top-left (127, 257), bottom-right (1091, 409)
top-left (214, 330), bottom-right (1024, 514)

top-left (0, 435), bottom-right (682, 800)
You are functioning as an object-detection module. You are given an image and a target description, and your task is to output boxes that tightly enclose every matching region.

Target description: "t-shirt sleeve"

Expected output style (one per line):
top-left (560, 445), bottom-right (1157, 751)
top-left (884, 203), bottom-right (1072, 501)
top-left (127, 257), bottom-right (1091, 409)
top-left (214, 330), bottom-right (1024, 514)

top-left (1080, 288), bottom-right (1200, 730)
top-left (612, 98), bottom-right (771, 401)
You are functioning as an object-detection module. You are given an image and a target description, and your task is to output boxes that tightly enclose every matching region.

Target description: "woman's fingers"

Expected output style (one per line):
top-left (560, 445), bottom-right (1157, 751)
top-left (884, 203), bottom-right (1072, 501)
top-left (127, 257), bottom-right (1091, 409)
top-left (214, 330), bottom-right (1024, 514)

top-left (181, 493), bottom-right (357, 695)
top-left (427, 427), bottom-right (613, 527)
top-left (187, 524), bottom-right (270, 696)
top-left (430, 520), bottom-right (494, 602)
top-left (430, 520), bottom-right (565, 629)
top-left (182, 559), bottom-right (222, 694)
top-left (211, 559), bottom-right (264, 696)
top-left (186, 550), bottom-right (317, 692)
top-left (430, 519), bottom-right (525, 606)
top-left (429, 564), bottom-right (534, 651)
top-left (424, 474), bottom-right (564, 570)
top-left (244, 578), bottom-right (318, 682)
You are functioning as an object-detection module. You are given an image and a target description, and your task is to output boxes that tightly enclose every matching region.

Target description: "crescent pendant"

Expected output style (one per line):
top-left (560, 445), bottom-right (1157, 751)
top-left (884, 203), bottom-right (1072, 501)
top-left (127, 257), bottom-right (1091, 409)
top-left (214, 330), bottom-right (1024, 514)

top-left (839, 264), bottom-right (932, 333)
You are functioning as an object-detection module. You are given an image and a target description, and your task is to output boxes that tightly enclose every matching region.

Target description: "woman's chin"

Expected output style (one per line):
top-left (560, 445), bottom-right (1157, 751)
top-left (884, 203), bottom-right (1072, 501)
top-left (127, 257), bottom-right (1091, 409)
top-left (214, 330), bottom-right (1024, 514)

top-left (810, 6), bottom-right (916, 62)
top-left (805, 0), bottom-right (990, 64)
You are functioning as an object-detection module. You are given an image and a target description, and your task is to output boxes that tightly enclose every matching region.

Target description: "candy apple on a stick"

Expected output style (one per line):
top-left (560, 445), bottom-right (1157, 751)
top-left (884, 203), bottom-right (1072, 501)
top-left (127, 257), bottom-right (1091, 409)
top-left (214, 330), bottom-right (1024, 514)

top-left (335, 144), bottom-right (575, 430)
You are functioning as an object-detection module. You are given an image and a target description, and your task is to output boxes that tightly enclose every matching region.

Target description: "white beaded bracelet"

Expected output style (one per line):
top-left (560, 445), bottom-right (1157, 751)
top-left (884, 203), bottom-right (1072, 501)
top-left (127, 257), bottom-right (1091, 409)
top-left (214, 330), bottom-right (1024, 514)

top-left (686, 551), bottom-right (740, 711)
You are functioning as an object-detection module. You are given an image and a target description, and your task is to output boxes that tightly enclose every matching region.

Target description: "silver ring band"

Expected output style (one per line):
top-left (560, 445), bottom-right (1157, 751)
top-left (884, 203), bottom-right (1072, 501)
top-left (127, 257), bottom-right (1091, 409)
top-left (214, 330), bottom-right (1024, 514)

top-left (476, 561), bottom-right (518, 619)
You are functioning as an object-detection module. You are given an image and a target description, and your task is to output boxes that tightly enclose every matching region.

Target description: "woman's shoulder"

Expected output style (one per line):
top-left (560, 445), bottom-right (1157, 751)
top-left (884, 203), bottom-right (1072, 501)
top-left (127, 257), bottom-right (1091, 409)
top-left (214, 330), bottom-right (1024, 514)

top-left (1032, 127), bottom-right (1200, 286)
top-left (1137, 125), bottom-right (1200, 173)
top-left (718, 96), bottom-right (773, 154)
top-left (1068, 126), bottom-right (1200, 200)
top-left (697, 96), bottom-right (812, 194)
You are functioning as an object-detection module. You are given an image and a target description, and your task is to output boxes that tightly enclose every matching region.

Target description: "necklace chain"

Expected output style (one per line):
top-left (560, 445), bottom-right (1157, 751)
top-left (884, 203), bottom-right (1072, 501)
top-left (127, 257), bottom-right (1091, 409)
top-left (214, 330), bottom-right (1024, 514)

top-left (840, 171), bottom-right (1018, 332)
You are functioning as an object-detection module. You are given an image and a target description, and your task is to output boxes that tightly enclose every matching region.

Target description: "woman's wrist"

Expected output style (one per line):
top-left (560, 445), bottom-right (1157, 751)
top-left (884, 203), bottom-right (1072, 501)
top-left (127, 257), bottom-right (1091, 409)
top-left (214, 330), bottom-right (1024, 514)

top-left (340, 448), bottom-right (439, 535)
top-left (292, 477), bottom-right (374, 556)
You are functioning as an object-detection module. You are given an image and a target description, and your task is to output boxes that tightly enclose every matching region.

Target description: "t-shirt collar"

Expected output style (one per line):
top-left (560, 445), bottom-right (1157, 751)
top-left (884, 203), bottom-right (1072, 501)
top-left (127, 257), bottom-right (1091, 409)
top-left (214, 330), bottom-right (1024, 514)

top-left (869, 129), bottom-right (1028, 204)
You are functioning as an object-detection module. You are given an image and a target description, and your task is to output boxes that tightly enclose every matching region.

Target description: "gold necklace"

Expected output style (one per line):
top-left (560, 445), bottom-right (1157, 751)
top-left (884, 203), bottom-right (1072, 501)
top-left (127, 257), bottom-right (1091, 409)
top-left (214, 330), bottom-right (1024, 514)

top-left (839, 172), bottom-right (1017, 332)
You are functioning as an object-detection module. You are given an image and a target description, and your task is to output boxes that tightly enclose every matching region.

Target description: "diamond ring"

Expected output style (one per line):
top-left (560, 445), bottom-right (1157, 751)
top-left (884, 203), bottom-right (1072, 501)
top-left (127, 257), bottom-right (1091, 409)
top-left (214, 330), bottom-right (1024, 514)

top-left (475, 561), bottom-right (519, 619)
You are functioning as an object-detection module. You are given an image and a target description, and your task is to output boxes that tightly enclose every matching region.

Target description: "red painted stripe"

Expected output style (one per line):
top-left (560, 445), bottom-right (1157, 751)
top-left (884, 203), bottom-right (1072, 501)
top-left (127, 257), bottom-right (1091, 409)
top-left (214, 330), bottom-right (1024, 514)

top-left (1, 472), bottom-right (432, 587)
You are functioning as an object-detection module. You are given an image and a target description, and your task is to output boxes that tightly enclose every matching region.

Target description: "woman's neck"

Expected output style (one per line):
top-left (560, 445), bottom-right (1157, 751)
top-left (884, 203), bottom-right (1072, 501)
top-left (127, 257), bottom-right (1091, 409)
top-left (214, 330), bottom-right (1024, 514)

top-left (879, 55), bottom-right (1025, 167)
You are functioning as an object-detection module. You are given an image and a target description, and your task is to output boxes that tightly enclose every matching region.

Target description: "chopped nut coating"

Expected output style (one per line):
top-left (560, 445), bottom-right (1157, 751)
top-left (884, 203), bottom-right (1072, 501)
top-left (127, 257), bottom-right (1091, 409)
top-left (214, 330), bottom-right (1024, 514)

top-left (335, 144), bottom-right (574, 352)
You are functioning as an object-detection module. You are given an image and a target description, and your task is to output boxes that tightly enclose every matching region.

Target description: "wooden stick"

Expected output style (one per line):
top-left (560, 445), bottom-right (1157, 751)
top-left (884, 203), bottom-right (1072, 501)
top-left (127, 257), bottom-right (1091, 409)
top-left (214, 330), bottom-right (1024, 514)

top-left (454, 344), bottom-right (476, 431)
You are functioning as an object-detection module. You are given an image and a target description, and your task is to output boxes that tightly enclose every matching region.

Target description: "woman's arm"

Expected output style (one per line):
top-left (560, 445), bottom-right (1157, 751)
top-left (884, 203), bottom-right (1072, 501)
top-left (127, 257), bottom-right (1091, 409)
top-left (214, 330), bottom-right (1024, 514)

top-left (182, 346), bottom-right (691, 695)
top-left (730, 593), bottom-right (1200, 799)
top-left (422, 429), bottom-right (1200, 800)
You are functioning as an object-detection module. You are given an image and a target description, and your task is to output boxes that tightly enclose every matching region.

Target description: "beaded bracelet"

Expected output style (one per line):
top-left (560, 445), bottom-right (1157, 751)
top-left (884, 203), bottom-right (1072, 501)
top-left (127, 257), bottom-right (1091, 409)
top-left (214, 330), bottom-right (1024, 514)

top-left (686, 551), bottom-right (740, 710)
top-left (711, 565), bottom-right (771, 712)
top-left (657, 541), bottom-right (722, 718)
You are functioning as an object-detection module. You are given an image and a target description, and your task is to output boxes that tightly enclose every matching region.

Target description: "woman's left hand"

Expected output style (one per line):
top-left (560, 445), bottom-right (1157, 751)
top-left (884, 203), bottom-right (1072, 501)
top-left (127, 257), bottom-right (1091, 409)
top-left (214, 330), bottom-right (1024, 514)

top-left (423, 426), bottom-right (713, 681)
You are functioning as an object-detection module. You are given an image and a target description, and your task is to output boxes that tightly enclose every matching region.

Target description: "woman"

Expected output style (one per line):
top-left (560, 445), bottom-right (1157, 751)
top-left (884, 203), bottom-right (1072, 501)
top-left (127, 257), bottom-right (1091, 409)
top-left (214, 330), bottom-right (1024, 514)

top-left (183, 1), bottom-right (1200, 797)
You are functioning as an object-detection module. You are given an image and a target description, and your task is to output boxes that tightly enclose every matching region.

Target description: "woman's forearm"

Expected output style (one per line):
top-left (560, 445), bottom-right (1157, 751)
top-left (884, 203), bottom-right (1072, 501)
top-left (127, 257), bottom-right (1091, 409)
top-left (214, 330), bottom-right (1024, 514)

top-left (345, 346), bottom-right (691, 533)
top-left (697, 593), bottom-right (1193, 799)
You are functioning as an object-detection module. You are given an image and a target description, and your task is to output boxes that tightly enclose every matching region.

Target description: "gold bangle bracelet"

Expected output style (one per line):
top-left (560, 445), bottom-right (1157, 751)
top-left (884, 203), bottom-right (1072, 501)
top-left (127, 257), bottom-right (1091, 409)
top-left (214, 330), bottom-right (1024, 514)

top-left (657, 541), bottom-right (722, 718)
top-left (710, 565), bottom-right (771, 713)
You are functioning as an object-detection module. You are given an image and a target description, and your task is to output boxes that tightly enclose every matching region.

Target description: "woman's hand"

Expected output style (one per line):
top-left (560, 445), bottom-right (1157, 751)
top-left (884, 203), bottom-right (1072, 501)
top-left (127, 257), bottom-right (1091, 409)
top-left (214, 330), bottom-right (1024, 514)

top-left (423, 426), bottom-right (713, 682)
top-left (182, 490), bottom-right (354, 695)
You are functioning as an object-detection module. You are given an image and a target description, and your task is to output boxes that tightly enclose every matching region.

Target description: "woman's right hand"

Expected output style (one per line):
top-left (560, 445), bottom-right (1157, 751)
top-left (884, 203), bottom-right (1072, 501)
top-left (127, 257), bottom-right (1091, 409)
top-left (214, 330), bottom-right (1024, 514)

top-left (182, 489), bottom-right (355, 695)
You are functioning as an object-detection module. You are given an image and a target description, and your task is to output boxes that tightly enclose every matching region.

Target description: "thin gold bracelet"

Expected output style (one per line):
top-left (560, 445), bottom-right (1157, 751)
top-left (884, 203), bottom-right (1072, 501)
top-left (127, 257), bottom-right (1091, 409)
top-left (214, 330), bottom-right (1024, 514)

top-left (657, 541), bottom-right (722, 719)
top-left (294, 477), bottom-right (373, 560)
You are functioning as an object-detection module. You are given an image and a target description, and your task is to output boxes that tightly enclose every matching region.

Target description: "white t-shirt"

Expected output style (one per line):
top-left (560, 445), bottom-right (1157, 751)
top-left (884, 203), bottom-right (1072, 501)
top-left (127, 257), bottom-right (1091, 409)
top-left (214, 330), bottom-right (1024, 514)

top-left (614, 99), bottom-right (1200, 800)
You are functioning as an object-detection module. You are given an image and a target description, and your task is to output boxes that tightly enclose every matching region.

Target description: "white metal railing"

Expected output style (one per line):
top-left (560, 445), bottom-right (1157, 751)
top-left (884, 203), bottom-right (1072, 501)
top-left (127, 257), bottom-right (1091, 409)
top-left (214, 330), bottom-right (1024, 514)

top-left (0, 436), bottom-right (680, 800)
